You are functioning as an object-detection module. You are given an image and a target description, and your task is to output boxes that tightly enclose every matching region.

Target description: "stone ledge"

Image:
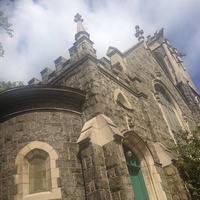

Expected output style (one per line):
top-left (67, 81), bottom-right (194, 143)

top-left (77, 114), bottom-right (123, 146)
top-left (0, 85), bottom-right (85, 122)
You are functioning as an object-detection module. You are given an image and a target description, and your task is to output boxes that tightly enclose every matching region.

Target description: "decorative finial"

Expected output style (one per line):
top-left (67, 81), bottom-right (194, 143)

top-left (178, 53), bottom-right (186, 57)
top-left (74, 13), bottom-right (85, 33)
top-left (154, 28), bottom-right (164, 38)
top-left (135, 25), bottom-right (144, 41)
top-left (74, 13), bottom-right (83, 23)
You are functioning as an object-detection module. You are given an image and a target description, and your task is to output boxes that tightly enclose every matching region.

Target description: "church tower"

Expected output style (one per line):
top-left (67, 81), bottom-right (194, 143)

top-left (146, 28), bottom-right (200, 127)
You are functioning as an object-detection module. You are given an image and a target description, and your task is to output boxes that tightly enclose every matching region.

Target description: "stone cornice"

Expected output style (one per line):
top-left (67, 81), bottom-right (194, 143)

top-left (0, 85), bottom-right (86, 122)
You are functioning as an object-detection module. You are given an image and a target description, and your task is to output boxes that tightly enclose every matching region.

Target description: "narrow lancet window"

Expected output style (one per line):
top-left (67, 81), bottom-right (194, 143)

top-left (25, 149), bottom-right (50, 194)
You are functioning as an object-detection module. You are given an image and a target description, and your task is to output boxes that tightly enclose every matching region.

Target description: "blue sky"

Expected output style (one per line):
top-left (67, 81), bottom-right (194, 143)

top-left (0, 0), bottom-right (199, 91)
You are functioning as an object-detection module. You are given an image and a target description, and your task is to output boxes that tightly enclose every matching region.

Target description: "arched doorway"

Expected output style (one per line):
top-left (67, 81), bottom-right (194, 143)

top-left (123, 131), bottom-right (168, 200)
top-left (124, 145), bottom-right (149, 200)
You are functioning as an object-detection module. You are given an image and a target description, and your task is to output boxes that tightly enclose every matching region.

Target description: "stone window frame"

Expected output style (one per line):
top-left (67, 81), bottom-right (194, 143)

top-left (25, 149), bottom-right (50, 193)
top-left (123, 131), bottom-right (167, 200)
top-left (15, 141), bottom-right (61, 200)
top-left (153, 81), bottom-right (187, 140)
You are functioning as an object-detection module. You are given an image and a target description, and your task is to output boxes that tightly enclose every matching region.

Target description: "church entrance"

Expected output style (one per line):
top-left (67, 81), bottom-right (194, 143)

top-left (124, 147), bottom-right (149, 200)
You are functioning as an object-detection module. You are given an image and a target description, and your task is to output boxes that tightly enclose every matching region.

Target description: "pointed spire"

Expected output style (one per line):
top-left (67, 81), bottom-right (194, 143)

top-left (69, 13), bottom-right (96, 63)
top-left (74, 13), bottom-right (89, 41)
top-left (74, 13), bottom-right (85, 32)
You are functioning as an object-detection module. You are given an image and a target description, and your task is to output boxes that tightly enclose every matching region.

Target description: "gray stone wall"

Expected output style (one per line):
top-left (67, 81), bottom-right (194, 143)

top-left (80, 143), bottom-right (112, 200)
top-left (77, 45), bottom-right (192, 199)
top-left (79, 140), bottom-right (134, 200)
top-left (0, 111), bottom-right (85, 200)
top-left (103, 141), bottom-right (134, 200)
top-left (53, 58), bottom-right (102, 121)
top-left (0, 35), bottom-right (195, 199)
top-left (164, 164), bottom-right (190, 200)
top-left (47, 44), bottom-right (193, 199)
top-left (94, 44), bottom-right (195, 144)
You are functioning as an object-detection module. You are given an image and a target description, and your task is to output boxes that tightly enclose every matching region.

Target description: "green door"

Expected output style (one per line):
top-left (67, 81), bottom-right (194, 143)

top-left (126, 152), bottom-right (149, 200)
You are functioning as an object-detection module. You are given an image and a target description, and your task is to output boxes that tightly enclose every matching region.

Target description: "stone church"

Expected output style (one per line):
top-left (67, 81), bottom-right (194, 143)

top-left (0, 13), bottom-right (199, 200)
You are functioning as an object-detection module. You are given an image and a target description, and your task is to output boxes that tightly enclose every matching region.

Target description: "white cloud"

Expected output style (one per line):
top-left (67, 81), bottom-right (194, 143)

top-left (0, 0), bottom-right (199, 90)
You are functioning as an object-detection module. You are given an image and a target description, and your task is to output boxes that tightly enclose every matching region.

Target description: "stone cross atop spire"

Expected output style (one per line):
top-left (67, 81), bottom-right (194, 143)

top-left (69, 13), bottom-right (96, 62)
top-left (135, 25), bottom-right (144, 41)
top-left (74, 13), bottom-right (85, 32)
top-left (74, 13), bottom-right (83, 22)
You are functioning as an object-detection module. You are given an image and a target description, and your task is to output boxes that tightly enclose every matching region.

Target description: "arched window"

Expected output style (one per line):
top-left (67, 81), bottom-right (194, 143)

top-left (114, 89), bottom-right (132, 110)
top-left (155, 84), bottom-right (181, 134)
top-left (15, 141), bottom-right (61, 200)
top-left (25, 149), bottom-right (51, 194)
top-left (124, 145), bottom-right (149, 200)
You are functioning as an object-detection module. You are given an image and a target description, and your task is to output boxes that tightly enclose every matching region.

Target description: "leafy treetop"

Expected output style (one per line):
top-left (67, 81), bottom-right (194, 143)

top-left (0, 81), bottom-right (24, 92)
top-left (0, 0), bottom-right (14, 57)
top-left (176, 129), bottom-right (200, 199)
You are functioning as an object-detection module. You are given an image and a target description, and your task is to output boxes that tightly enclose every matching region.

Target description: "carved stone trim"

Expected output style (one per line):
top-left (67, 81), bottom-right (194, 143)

top-left (77, 114), bottom-right (124, 146)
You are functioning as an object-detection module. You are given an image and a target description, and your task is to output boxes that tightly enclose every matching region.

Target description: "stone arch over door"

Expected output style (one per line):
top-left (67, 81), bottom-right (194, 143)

top-left (15, 141), bottom-right (61, 200)
top-left (123, 131), bottom-right (167, 200)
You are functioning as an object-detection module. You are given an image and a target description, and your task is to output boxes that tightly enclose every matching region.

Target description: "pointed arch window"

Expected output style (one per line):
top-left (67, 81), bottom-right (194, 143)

top-left (155, 84), bottom-right (181, 134)
top-left (124, 145), bottom-right (149, 200)
top-left (114, 89), bottom-right (132, 110)
top-left (25, 149), bottom-right (51, 193)
top-left (15, 141), bottom-right (61, 200)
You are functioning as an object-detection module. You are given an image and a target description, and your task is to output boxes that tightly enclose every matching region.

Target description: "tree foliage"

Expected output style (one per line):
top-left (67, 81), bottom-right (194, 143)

top-left (0, 0), bottom-right (14, 57)
top-left (0, 81), bottom-right (24, 92)
top-left (176, 129), bottom-right (200, 199)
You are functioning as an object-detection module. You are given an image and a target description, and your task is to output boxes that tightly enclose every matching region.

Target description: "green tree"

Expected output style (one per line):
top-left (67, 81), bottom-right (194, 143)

top-left (0, 0), bottom-right (14, 57)
top-left (0, 81), bottom-right (24, 91)
top-left (176, 129), bottom-right (200, 199)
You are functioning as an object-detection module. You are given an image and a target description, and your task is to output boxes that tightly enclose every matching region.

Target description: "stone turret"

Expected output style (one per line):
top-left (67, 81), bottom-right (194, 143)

top-left (69, 13), bottom-right (96, 63)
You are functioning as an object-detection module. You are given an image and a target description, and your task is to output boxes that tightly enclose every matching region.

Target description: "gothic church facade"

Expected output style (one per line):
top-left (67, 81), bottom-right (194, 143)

top-left (0, 13), bottom-right (199, 200)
